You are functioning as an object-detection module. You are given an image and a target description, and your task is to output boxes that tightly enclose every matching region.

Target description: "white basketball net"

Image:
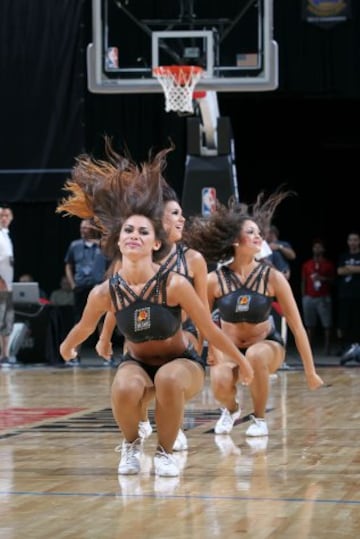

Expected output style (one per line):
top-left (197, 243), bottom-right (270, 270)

top-left (153, 66), bottom-right (203, 114)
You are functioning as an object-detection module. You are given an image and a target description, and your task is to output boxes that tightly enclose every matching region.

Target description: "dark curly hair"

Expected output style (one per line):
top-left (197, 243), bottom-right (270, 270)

top-left (183, 188), bottom-right (295, 264)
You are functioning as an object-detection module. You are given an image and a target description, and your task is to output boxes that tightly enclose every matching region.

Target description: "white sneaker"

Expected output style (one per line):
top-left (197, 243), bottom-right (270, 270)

top-left (153, 446), bottom-right (180, 477)
top-left (214, 402), bottom-right (241, 434)
top-left (245, 415), bottom-right (269, 437)
top-left (173, 429), bottom-right (188, 451)
top-left (116, 438), bottom-right (142, 475)
top-left (340, 343), bottom-right (360, 364)
top-left (138, 420), bottom-right (153, 439)
top-left (172, 450), bottom-right (188, 472)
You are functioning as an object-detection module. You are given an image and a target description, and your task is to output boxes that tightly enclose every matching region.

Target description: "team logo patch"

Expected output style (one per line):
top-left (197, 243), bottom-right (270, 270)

top-left (235, 295), bottom-right (251, 312)
top-left (134, 307), bottom-right (151, 332)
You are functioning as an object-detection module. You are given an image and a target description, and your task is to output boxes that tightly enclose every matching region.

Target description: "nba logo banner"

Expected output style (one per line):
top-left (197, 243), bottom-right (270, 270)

top-left (201, 187), bottom-right (216, 216)
top-left (106, 47), bottom-right (119, 69)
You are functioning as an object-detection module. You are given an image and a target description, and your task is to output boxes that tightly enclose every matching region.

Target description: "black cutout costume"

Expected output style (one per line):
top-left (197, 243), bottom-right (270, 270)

top-left (214, 263), bottom-right (284, 349)
top-left (109, 267), bottom-right (206, 379)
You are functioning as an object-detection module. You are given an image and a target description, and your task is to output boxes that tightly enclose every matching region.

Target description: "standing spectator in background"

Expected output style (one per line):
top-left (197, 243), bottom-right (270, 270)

top-left (301, 239), bottom-right (335, 355)
top-left (64, 219), bottom-right (105, 364)
top-left (91, 238), bottom-right (111, 285)
top-left (265, 224), bottom-right (296, 280)
top-left (0, 206), bottom-right (14, 365)
top-left (64, 219), bottom-right (103, 321)
top-left (336, 232), bottom-right (360, 364)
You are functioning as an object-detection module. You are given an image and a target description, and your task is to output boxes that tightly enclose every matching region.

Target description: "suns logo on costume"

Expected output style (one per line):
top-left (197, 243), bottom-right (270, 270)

top-left (134, 307), bottom-right (151, 332)
top-left (235, 295), bottom-right (251, 313)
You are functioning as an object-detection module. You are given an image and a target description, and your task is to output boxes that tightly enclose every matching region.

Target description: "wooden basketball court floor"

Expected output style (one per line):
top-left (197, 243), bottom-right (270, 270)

top-left (1, 351), bottom-right (359, 539)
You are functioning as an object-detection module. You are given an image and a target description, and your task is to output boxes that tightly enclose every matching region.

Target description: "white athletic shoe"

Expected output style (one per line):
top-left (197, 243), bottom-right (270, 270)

top-left (214, 401), bottom-right (241, 434)
top-left (153, 446), bottom-right (180, 477)
top-left (172, 450), bottom-right (188, 472)
top-left (138, 420), bottom-right (153, 439)
top-left (116, 438), bottom-right (142, 475)
top-left (173, 429), bottom-right (188, 451)
top-left (245, 415), bottom-right (269, 437)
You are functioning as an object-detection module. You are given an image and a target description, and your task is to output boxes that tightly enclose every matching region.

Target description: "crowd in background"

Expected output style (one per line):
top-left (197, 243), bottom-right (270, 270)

top-left (259, 225), bottom-right (360, 360)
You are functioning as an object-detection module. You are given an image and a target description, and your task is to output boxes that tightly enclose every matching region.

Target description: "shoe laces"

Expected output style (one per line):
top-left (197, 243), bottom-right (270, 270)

top-left (249, 415), bottom-right (265, 426)
top-left (115, 438), bottom-right (141, 460)
top-left (219, 408), bottom-right (234, 428)
top-left (220, 402), bottom-right (240, 426)
top-left (155, 446), bottom-right (178, 468)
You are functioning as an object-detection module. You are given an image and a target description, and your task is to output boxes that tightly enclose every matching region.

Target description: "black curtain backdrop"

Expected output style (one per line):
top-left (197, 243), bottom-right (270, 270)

top-left (0, 0), bottom-right (359, 298)
top-left (0, 0), bottom-right (85, 293)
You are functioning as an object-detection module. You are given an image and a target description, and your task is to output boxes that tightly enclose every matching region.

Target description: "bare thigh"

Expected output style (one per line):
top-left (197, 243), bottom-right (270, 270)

top-left (245, 340), bottom-right (285, 373)
top-left (154, 359), bottom-right (205, 402)
top-left (113, 361), bottom-right (155, 404)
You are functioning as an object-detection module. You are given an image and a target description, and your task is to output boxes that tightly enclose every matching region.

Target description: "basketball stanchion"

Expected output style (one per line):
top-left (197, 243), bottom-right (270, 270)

top-left (153, 65), bottom-right (204, 114)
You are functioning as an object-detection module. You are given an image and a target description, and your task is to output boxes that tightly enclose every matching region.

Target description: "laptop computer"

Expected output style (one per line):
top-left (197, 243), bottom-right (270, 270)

top-left (12, 282), bottom-right (40, 304)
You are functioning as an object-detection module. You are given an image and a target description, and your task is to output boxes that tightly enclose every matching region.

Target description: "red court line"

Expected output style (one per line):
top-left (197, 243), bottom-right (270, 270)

top-left (0, 407), bottom-right (85, 430)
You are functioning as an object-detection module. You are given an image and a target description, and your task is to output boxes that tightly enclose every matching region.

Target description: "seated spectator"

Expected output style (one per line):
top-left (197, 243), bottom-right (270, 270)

top-left (49, 275), bottom-right (75, 306)
top-left (18, 273), bottom-right (48, 302)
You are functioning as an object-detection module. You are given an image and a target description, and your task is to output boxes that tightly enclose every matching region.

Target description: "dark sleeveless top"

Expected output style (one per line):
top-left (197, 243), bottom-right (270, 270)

top-left (160, 243), bottom-right (194, 285)
top-left (160, 243), bottom-right (196, 334)
top-left (109, 270), bottom-right (182, 343)
top-left (214, 263), bottom-right (274, 324)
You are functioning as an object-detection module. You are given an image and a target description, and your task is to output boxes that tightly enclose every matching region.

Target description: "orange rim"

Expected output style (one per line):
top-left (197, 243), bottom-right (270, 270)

top-left (153, 65), bottom-right (203, 84)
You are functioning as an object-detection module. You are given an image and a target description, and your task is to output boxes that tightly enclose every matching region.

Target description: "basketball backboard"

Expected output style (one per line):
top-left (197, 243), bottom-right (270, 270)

top-left (87, 0), bottom-right (278, 94)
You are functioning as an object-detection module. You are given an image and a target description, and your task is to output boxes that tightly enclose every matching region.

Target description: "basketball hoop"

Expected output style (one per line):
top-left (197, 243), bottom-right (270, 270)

top-left (153, 65), bottom-right (204, 114)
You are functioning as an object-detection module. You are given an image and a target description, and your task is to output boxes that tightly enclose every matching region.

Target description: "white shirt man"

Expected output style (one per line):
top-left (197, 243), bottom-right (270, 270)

top-left (0, 207), bottom-right (15, 363)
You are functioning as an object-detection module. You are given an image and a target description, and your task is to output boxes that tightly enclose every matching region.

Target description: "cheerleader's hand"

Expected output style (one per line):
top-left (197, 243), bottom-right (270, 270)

top-left (96, 339), bottom-right (113, 361)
